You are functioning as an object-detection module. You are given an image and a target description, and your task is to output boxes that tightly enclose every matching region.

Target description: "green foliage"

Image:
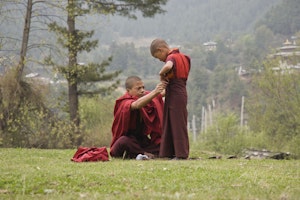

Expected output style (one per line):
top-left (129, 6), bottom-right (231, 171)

top-left (204, 51), bottom-right (217, 70)
top-left (109, 42), bottom-right (160, 77)
top-left (79, 95), bottom-right (116, 147)
top-left (0, 68), bottom-right (43, 147)
top-left (48, 22), bottom-right (98, 54)
top-left (254, 25), bottom-right (275, 54)
top-left (0, 68), bottom-right (74, 148)
top-left (48, 20), bottom-right (103, 84)
top-left (196, 112), bottom-right (251, 155)
top-left (187, 56), bottom-right (210, 116)
top-left (106, 0), bottom-right (280, 43)
top-left (247, 59), bottom-right (300, 156)
top-left (256, 0), bottom-right (300, 36)
top-left (0, 69), bottom-right (118, 148)
top-left (77, 58), bottom-right (122, 96)
top-left (193, 110), bottom-right (300, 158)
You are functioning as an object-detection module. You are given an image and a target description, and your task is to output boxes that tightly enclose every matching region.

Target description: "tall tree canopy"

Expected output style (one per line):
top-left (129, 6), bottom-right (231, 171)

top-left (256, 0), bottom-right (300, 36)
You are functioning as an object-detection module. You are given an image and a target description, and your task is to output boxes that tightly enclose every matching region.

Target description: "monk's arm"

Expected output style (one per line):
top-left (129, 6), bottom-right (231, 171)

top-left (159, 61), bottom-right (173, 77)
top-left (131, 82), bottom-right (166, 110)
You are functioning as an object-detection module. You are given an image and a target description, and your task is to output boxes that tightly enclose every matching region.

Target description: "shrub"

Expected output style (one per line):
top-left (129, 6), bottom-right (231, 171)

top-left (0, 68), bottom-right (73, 148)
top-left (193, 111), bottom-right (299, 158)
top-left (79, 96), bottom-right (115, 147)
top-left (194, 112), bottom-right (251, 155)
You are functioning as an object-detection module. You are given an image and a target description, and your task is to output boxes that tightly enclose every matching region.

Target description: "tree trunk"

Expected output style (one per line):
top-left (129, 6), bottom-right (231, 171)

top-left (18, 0), bottom-right (33, 81)
top-left (67, 0), bottom-right (81, 145)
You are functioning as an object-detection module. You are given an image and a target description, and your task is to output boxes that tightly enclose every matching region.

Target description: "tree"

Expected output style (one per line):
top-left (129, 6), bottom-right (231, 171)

top-left (48, 0), bottom-right (168, 145)
top-left (0, 0), bottom-right (74, 148)
top-left (247, 58), bottom-right (300, 154)
top-left (256, 0), bottom-right (300, 36)
top-left (17, 0), bottom-right (33, 82)
top-left (1, 0), bottom-right (64, 80)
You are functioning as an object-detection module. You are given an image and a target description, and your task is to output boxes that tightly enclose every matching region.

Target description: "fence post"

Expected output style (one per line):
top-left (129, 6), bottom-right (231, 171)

top-left (240, 96), bottom-right (244, 127)
top-left (201, 106), bottom-right (205, 133)
top-left (192, 115), bottom-right (197, 141)
top-left (208, 104), bottom-right (212, 126)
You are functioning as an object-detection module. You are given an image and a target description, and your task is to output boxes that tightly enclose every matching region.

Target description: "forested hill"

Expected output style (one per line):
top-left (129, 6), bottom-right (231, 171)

top-left (92, 0), bottom-right (282, 45)
top-left (89, 0), bottom-right (299, 119)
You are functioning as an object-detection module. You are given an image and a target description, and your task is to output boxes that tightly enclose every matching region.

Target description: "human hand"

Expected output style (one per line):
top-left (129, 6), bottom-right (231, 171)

top-left (155, 81), bottom-right (167, 93)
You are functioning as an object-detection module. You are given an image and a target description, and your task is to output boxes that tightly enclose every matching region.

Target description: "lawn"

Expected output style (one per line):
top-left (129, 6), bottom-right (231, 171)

top-left (0, 148), bottom-right (299, 200)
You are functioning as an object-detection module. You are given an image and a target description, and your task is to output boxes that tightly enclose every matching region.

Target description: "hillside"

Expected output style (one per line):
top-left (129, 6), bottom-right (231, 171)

top-left (89, 0), bottom-right (282, 46)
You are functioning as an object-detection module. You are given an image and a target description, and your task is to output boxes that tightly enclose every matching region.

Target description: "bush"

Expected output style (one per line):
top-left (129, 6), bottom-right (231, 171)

top-left (0, 68), bottom-right (73, 148)
top-left (79, 96), bottom-right (115, 147)
top-left (195, 112), bottom-right (250, 155)
top-left (192, 111), bottom-right (299, 158)
top-left (246, 59), bottom-right (300, 158)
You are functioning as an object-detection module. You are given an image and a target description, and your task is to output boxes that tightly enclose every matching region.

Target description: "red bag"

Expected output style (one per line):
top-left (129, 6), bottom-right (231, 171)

top-left (71, 147), bottom-right (109, 162)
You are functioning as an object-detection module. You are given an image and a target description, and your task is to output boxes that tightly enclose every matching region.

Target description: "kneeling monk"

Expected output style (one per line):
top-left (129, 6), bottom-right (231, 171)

top-left (110, 76), bottom-right (166, 159)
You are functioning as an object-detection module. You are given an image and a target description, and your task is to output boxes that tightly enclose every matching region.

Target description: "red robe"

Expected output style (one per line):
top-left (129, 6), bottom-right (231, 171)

top-left (110, 91), bottom-right (164, 156)
top-left (71, 147), bottom-right (109, 162)
top-left (159, 48), bottom-right (191, 159)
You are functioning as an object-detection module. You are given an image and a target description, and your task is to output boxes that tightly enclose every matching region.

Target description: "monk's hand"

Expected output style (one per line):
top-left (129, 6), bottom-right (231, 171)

top-left (161, 80), bottom-right (168, 88)
top-left (156, 81), bottom-right (166, 93)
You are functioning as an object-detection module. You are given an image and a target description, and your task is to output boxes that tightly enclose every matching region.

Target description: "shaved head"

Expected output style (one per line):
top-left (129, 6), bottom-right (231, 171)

top-left (150, 38), bottom-right (169, 56)
top-left (125, 76), bottom-right (142, 89)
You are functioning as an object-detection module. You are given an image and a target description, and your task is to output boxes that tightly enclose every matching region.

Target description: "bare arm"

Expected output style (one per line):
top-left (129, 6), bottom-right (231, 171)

top-left (131, 82), bottom-right (166, 110)
top-left (159, 61), bottom-right (173, 81)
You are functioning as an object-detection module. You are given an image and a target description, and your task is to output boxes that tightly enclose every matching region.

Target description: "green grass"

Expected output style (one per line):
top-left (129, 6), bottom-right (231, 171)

top-left (0, 148), bottom-right (299, 200)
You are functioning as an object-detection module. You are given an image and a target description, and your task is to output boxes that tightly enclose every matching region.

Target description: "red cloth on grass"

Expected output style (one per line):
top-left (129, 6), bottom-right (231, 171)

top-left (71, 147), bottom-right (109, 162)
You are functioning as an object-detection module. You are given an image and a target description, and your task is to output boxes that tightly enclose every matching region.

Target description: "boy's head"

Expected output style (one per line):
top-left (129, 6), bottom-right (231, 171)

top-left (125, 76), bottom-right (145, 98)
top-left (150, 38), bottom-right (170, 62)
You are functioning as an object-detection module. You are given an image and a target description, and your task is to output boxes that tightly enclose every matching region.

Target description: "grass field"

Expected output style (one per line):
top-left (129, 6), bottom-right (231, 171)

top-left (0, 148), bottom-right (299, 200)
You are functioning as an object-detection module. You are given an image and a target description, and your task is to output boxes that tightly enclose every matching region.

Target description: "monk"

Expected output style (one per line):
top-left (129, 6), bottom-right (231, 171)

top-left (150, 38), bottom-right (191, 159)
top-left (110, 76), bottom-right (166, 159)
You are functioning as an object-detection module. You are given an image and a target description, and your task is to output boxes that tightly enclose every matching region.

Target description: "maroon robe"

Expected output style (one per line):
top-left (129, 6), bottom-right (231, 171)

top-left (159, 48), bottom-right (191, 159)
top-left (110, 91), bottom-right (164, 158)
top-left (71, 147), bottom-right (109, 162)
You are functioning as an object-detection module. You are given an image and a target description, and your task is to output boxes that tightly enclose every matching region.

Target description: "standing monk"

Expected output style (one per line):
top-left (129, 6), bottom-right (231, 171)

top-left (150, 38), bottom-right (191, 159)
top-left (110, 76), bottom-right (166, 159)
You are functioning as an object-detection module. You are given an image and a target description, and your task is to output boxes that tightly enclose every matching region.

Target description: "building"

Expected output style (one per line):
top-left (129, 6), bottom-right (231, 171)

top-left (203, 41), bottom-right (217, 51)
top-left (271, 37), bottom-right (300, 73)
